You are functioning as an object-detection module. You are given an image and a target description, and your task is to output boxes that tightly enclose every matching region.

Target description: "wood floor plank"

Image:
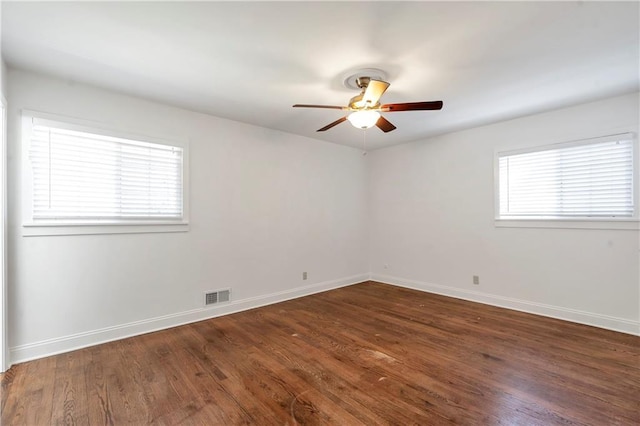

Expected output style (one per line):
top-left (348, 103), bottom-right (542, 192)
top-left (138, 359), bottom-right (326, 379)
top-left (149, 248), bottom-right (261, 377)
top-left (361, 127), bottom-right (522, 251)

top-left (6, 355), bottom-right (58, 425)
top-left (50, 350), bottom-right (89, 426)
top-left (2, 281), bottom-right (638, 425)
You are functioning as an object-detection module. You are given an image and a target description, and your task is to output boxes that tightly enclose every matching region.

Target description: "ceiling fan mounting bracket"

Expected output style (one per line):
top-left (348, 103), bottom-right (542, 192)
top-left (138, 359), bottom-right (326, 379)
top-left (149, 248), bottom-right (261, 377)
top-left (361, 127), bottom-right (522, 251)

top-left (343, 68), bottom-right (388, 90)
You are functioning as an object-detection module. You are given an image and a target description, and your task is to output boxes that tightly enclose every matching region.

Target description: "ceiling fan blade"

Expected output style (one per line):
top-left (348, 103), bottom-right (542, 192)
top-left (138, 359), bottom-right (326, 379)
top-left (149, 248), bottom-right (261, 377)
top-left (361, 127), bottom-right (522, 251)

top-left (362, 79), bottom-right (390, 107)
top-left (376, 116), bottom-right (397, 133)
top-left (293, 104), bottom-right (346, 110)
top-left (381, 101), bottom-right (443, 112)
top-left (317, 116), bottom-right (347, 132)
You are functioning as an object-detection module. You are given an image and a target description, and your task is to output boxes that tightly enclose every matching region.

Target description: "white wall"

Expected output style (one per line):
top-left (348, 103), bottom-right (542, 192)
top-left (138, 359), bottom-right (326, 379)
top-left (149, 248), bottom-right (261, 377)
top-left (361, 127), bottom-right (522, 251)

top-left (0, 1), bottom-right (6, 373)
top-left (7, 69), bottom-right (369, 363)
top-left (369, 93), bottom-right (640, 334)
top-left (1, 60), bottom-right (6, 98)
top-left (0, 0), bottom-right (5, 97)
top-left (0, 42), bottom-right (7, 372)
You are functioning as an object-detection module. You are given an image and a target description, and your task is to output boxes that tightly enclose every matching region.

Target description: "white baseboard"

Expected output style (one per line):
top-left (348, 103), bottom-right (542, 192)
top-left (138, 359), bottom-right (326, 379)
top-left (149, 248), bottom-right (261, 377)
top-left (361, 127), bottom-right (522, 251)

top-left (9, 273), bottom-right (369, 365)
top-left (11, 272), bottom-right (637, 366)
top-left (371, 273), bottom-right (640, 336)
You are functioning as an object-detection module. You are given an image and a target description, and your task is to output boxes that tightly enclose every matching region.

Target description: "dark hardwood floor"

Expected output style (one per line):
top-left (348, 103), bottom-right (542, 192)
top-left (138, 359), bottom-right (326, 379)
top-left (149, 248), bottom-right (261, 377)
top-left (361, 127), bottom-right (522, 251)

top-left (1, 281), bottom-right (639, 425)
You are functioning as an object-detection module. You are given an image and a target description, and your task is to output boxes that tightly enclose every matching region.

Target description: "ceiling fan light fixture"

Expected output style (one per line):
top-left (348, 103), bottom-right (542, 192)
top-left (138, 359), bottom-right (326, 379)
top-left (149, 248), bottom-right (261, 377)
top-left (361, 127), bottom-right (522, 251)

top-left (347, 110), bottom-right (380, 129)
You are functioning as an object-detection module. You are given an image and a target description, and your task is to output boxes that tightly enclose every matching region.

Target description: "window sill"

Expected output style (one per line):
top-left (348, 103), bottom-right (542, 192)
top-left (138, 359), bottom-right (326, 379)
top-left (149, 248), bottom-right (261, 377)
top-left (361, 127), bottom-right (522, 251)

top-left (495, 218), bottom-right (639, 230)
top-left (22, 221), bottom-right (190, 237)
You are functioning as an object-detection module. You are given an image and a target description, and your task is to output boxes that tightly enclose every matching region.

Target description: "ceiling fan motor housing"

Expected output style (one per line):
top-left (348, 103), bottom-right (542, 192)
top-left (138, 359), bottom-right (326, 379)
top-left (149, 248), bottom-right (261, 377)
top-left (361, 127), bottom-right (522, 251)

top-left (349, 78), bottom-right (380, 110)
top-left (349, 93), bottom-right (365, 109)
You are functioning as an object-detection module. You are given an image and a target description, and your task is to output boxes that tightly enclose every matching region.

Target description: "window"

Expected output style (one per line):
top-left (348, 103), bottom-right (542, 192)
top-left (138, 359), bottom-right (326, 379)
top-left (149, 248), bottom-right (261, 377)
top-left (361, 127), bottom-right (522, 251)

top-left (23, 113), bottom-right (188, 235)
top-left (497, 133), bottom-right (635, 224)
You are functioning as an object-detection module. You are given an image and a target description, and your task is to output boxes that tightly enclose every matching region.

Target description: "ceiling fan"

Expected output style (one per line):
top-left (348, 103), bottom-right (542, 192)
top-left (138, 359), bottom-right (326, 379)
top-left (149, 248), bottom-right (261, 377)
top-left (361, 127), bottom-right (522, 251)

top-left (293, 76), bottom-right (443, 133)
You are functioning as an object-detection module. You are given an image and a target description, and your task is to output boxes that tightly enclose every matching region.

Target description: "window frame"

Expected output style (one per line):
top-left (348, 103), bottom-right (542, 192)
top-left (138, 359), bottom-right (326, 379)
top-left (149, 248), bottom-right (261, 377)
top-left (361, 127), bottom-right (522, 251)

top-left (494, 133), bottom-right (639, 230)
top-left (21, 110), bottom-right (189, 236)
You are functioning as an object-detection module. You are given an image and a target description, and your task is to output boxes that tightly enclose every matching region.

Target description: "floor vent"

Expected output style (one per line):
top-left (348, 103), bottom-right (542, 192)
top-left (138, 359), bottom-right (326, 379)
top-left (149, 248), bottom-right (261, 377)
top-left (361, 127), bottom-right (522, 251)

top-left (205, 289), bottom-right (231, 306)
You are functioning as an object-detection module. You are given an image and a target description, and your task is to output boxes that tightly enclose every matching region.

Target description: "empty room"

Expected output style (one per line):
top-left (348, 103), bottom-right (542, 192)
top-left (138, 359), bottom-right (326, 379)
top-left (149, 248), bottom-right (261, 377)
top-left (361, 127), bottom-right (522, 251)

top-left (0, 1), bottom-right (638, 424)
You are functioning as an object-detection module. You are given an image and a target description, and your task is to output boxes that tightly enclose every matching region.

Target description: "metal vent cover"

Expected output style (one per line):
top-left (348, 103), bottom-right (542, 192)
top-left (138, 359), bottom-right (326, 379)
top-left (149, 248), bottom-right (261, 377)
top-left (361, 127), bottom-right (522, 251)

top-left (218, 289), bottom-right (230, 303)
top-left (205, 289), bottom-right (231, 306)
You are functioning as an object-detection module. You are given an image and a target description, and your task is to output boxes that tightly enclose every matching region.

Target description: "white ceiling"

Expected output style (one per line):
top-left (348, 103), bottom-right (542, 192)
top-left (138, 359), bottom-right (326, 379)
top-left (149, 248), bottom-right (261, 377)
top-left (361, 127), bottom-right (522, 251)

top-left (2, 1), bottom-right (638, 150)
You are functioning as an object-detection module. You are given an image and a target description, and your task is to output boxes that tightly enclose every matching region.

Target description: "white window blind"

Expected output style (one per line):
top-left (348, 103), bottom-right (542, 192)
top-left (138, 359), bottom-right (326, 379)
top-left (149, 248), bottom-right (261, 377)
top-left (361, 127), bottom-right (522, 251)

top-left (29, 122), bottom-right (183, 222)
top-left (498, 134), bottom-right (634, 218)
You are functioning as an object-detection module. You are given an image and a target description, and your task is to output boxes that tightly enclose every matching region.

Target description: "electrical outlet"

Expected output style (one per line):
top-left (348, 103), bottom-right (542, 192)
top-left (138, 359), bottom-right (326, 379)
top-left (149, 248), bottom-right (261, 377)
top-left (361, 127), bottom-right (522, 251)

top-left (303, 272), bottom-right (308, 280)
top-left (473, 275), bottom-right (480, 285)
